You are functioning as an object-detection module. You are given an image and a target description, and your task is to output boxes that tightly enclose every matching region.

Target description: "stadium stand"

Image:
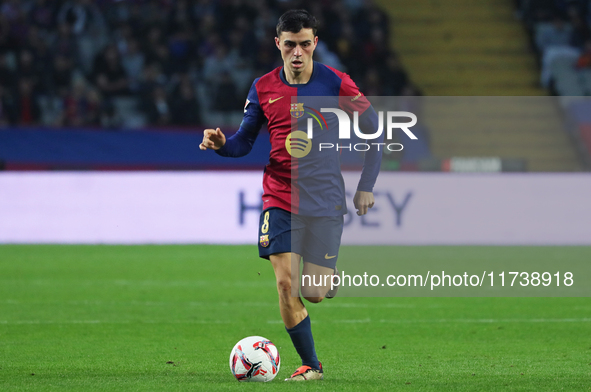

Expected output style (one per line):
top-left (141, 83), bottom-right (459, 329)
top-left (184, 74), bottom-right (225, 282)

top-left (0, 0), bottom-right (430, 170)
top-left (0, 0), bottom-right (414, 128)
top-left (515, 0), bottom-right (591, 168)
top-left (375, 0), bottom-right (584, 171)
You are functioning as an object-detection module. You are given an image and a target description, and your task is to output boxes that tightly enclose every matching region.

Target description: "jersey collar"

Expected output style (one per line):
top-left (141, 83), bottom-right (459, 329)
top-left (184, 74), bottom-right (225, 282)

top-left (279, 61), bottom-right (319, 87)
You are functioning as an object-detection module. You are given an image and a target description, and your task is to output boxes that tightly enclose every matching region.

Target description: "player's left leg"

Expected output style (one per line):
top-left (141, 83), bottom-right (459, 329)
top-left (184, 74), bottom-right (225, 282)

top-left (269, 252), bottom-right (307, 329)
top-left (270, 252), bottom-right (323, 381)
top-left (300, 261), bottom-right (334, 303)
top-left (299, 214), bottom-right (344, 302)
top-left (283, 215), bottom-right (343, 381)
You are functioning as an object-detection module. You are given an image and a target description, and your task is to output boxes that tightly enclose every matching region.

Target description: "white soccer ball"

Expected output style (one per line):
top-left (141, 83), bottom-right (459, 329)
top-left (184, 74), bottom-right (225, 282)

top-left (229, 336), bottom-right (280, 382)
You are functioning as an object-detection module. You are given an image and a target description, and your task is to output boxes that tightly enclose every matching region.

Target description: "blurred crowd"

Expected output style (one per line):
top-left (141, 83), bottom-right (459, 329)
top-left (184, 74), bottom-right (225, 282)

top-left (0, 0), bottom-right (413, 128)
top-left (517, 0), bottom-right (591, 94)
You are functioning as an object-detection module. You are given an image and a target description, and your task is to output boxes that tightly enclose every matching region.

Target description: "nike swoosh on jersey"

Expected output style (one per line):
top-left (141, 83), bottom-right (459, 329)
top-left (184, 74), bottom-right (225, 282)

top-left (324, 254), bottom-right (337, 259)
top-left (268, 96), bottom-right (284, 104)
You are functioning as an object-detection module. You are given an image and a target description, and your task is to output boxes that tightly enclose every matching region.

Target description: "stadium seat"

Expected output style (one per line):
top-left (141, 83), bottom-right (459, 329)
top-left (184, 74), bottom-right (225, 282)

top-left (550, 56), bottom-right (585, 96)
top-left (580, 69), bottom-right (591, 95)
top-left (566, 99), bottom-right (591, 124)
top-left (579, 124), bottom-right (591, 155)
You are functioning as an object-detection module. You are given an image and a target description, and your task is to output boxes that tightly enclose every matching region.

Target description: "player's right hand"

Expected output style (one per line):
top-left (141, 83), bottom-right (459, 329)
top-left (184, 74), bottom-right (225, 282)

top-left (199, 128), bottom-right (226, 150)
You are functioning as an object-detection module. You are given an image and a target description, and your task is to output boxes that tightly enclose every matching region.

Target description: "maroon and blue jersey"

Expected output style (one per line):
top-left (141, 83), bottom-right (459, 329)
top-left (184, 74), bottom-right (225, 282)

top-left (217, 61), bottom-right (381, 216)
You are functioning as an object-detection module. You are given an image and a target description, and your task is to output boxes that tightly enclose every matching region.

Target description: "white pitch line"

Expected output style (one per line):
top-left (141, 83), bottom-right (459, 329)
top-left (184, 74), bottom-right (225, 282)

top-left (323, 303), bottom-right (416, 308)
top-left (0, 299), bottom-right (416, 309)
top-left (0, 300), bottom-right (278, 307)
top-left (267, 318), bottom-right (591, 324)
top-left (2, 318), bottom-right (591, 325)
top-left (333, 318), bottom-right (372, 323)
top-left (0, 320), bottom-right (233, 325)
top-left (377, 318), bottom-right (591, 324)
top-left (0, 279), bottom-right (274, 288)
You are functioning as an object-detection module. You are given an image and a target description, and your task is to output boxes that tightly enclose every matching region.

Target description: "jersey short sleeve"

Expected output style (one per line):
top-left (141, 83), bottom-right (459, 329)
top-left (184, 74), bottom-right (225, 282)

top-left (338, 72), bottom-right (371, 117)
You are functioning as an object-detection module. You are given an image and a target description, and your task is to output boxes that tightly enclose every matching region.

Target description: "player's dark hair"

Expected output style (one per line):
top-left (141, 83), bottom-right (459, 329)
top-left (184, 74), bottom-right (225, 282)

top-left (276, 9), bottom-right (318, 37)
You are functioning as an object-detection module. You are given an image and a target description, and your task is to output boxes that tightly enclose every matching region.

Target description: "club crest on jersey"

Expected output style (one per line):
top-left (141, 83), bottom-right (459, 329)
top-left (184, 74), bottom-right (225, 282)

top-left (259, 235), bottom-right (269, 247)
top-left (290, 103), bottom-right (304, 118)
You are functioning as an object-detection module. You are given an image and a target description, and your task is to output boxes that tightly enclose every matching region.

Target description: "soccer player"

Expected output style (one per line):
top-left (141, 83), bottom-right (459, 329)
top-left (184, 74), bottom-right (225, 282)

top-left (200, 10), bottom-right (381, 381)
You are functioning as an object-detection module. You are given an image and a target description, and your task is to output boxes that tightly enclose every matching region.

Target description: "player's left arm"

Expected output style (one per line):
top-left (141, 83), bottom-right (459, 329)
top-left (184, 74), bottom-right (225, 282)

top-left (354, 107), bottom-right (382, 216)
top-left (338, 72), bottom-right (383, 216)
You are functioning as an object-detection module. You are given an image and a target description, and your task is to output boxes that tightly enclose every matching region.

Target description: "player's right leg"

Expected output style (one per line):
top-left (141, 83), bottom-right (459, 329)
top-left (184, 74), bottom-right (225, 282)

top-left (269, 252), bottom-right (307, 329)
top-left (257, 207), bottom-right (322, 381)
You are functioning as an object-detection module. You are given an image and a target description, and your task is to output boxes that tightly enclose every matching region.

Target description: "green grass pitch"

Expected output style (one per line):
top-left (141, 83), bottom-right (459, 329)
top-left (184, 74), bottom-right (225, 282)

top-left (1, 245), bottom-right (590, 391)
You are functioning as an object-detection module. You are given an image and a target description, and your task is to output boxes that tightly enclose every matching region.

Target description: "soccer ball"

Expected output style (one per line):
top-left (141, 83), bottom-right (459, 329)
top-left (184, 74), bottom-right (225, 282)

top-left (229, 336), bottom-right (280, 382)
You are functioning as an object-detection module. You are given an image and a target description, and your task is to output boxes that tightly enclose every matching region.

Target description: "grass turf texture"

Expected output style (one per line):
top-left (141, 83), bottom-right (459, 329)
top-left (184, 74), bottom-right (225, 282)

top-left (0, 245), bottom-right (590, 391)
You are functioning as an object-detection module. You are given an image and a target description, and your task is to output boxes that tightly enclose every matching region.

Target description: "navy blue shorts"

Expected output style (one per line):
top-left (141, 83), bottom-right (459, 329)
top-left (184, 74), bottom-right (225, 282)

top-left (258, 207), bottom-right (344, 269)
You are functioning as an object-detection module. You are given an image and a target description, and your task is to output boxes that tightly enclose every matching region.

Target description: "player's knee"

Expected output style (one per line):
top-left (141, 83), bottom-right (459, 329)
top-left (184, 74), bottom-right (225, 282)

top-left (277, 278), bottom-right (301, 306)
top-left (303, 296), bottom-right (324, 304)
top-left (276, 278), bottom-right (294, 297)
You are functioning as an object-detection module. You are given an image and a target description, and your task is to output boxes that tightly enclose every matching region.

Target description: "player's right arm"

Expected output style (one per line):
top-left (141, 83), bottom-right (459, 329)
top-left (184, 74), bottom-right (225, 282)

top-left (199, 128), bottom-right (226, 150)
top-left (199, 79), bottom-right (265, 157)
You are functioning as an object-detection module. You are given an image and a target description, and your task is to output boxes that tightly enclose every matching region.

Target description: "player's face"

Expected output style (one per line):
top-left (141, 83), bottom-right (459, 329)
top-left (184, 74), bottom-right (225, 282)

top-left (275, 29), bottom-right (318, 75)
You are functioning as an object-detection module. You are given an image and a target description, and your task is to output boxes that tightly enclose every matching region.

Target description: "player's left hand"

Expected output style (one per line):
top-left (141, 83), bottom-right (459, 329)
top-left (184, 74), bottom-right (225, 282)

top-left (353, 190), bottom-right (375, 216)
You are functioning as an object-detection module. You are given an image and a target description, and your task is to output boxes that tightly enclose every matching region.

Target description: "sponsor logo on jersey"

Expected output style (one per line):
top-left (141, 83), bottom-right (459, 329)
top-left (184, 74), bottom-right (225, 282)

top-left (259, 234), bottom-right (269, 247)
top-left (285, 131), bottom-right (312, 158)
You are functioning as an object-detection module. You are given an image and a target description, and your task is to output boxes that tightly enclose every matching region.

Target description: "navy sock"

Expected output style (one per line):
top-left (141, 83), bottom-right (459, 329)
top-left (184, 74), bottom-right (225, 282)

top-left (285, 315), bottom-right (320, 369)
